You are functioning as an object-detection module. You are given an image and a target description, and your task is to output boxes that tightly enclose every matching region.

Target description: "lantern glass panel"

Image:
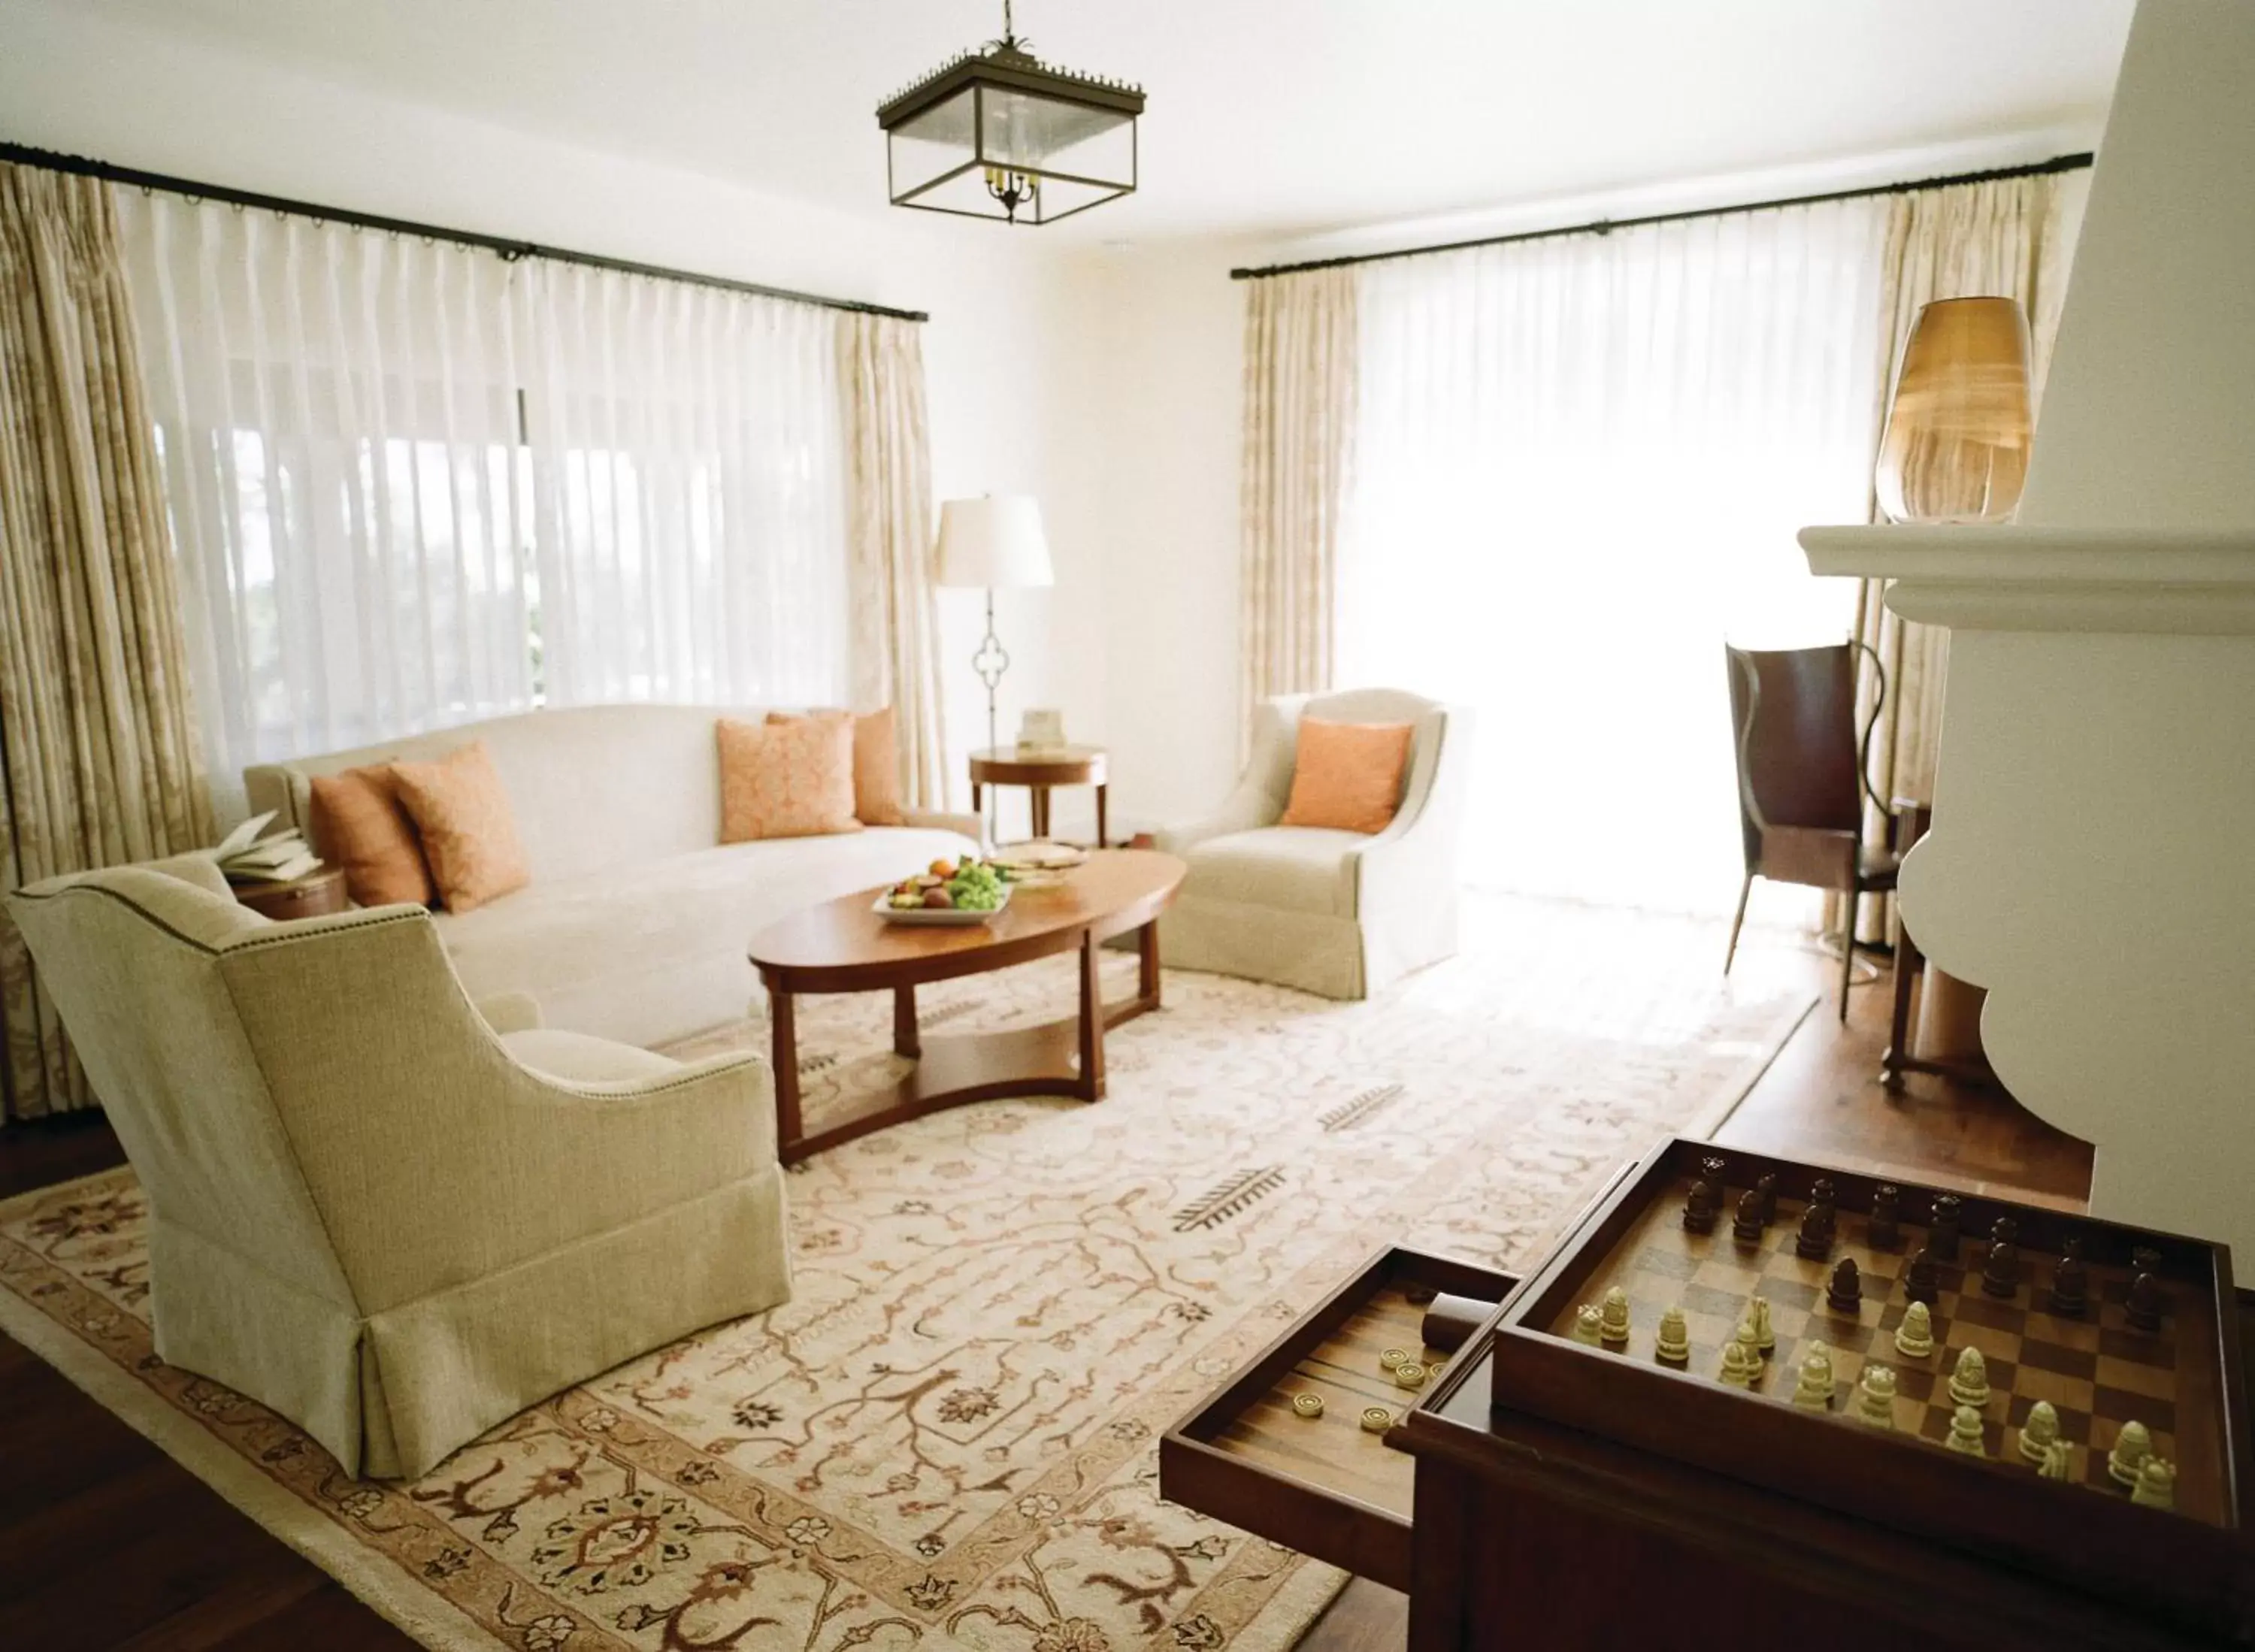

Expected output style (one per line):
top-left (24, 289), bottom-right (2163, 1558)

top-left (978, 89), bottom-right (1134, 189)
top-left (888, 87), bottom-right (979, 200)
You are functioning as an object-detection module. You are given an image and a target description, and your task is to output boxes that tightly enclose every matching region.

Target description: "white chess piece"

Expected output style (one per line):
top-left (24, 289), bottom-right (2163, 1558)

top-left (1731, 1316), bottom-right (1764, 1384)
top-left (2018, 1399), bottom-right (2061, 1465)
top-left (1749, 1295), bottom-right (1775, 1354)
top-left (2038, 1440), bottom-right (2073, 1481)
top-left (1569, 1304), bottom-right (1603, 1346)
top-left (1855, 1363), bottom-right (1898, 1429)
top-left (1599, 1286), bottom-right (1632, 1345)
top-left (1790, 1342), bottom-right (1833, 1409)
top-left (1948, 1345), bottom-right (1990, 1409)
top-left (1654, 1305), bottom-right (1690, 1364)
top-left (1718, 1337), bottom-right (1757, 1387)
top-left (1945, 1403), bottom-right (1988, 1457)
top-left (2131, 1457), bottom-right (2177, 1511)
top-left (1893, 1301), bottom-right (1936, 1360)
top-left (2108, 1420), bottom-right (2154, 1487)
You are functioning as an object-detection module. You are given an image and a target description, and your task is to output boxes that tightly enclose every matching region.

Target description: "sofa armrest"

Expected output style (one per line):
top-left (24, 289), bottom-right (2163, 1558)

top-left (475, 991), bottom-right (543, 1034)
top-left (1155, 697), bottom-right (1302, 855)
top-left (903, 808), bottom-right (985, 846)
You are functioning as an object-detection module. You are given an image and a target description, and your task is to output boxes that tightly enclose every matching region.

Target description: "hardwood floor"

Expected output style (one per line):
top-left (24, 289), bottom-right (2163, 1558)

top-left (0, 938), bottom-right (2089, 1650)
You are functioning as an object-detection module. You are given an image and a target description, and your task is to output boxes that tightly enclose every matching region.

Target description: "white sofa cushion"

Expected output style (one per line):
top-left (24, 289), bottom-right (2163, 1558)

top-left (1182, 825), bottom-right (1365, 918)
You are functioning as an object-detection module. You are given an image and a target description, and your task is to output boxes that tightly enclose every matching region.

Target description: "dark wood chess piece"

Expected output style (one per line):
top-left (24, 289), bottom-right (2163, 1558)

top-left (1795, 1197), bottom-right (1835, 1261)
top-left (1827, 1256), bottom-right (1862, 1313)
top-left (2126, 1269), bottom-right (2166, 1333)
top-left (1904, 1245), bottom-right (1940, 1306)
top-left (2048, 1237), bottom-right (2088, 1318)
top-left (1868, 1183), bottom-right (1901, 1251)
top-left (1981, 1222), bottom-right (2021, 1299)
top-left (2132, 1245), bottom-right (2164, 1276)
top-left (1928, 1194), bottom-right (1963, 1262)
top-left (1732, 1187), bottom-right (1765, 1243)
top-left (1754, 1173), bottom-right (1778, 1228)
top-left (1682, 1175), bottom-right (1718, 1236)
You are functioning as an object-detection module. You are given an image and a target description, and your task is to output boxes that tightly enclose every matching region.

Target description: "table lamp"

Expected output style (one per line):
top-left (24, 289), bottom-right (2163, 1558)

top-left (1875, 296), bottom-right (2034, 524)
top-left (934, 495), bottom-right (1054, 835)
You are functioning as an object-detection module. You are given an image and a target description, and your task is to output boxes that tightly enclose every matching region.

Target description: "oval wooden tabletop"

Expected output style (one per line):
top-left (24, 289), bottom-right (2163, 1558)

top-left (748, 848), bottom-right (1185, 990)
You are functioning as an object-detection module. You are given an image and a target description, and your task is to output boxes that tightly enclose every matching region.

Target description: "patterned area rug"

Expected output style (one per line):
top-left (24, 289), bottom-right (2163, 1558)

top-left (0, 897), bottom-right (1811, 1652)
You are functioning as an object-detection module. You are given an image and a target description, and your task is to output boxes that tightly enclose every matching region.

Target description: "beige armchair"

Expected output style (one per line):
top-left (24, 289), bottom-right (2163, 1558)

top-left (8, 852), bottom-right (790, 1480)
top-left (1155, 689), bottom-right (1472, 999)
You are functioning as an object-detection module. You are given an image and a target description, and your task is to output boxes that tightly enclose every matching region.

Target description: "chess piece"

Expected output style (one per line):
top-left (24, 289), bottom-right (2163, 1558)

top-left (1731, 1316), bottom-right (1764, 1384)
top-left (1929, 1194), bottom-right (1963, 1262)
top-left (2108, 1420), bottom-right (2153, 1487)
top-left (1790, 1342), bottom-right (1834, 1410)
top-left (2038, 1440), bottom-right (2073, 1481)
top-left (1598, 1287), bottom-right (1632, 1345)
top-left (1748, 1296), bottom-right (1775, 1355)
top-left (1827, 1257), bottom-right (1862, 1313)
top-left (1795, 1197), bottom-right (1835, 1261)
top-left (2132, 1245), bottom-right (2164, 1277)
top-left (1732, 1188), bottom-right (1766, 1243)
top-left (1948, 1345), bottom-right (1991, 1409)
top-left (1981, 1221), bottom-right (2022, 1300)
top-left (2131, 1458), bottom-right (2177, 1511)
top-left (1904, 1246), bottom-right (1941, 1306)
top-left (1855, 1364), bottom-right (1898, 1429)
top-left (1945, 1403), bottom-right (1988, 1457)
top-left (1869, 1183), bottom-right (1902, 1250)
top-left (1718, 1337), bottom-right (1757, 1388)
top-left (2126, 1269), bottom-right (2166, 1333)
top-left (1682, 1173), bottom-right (1719, 1236)
top-left (1569, 1306), bottom-right (1603, 1346)
top-left (1755, 1173), bottom-right (1778, 1227)
top-left (2048, 1238), bottom-right (2089, 1318)
top-left (2019, 1400), bottom-right (2061, 1465)
top-left (1893, 1300), bottom-right (1936, 1360)
top-left (1654, 1305), bottom-right (1690, 1365)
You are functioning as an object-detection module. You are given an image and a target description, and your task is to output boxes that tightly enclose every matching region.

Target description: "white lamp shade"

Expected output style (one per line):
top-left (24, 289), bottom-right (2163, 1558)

top-left (934, 495), bottom-right (1054, 589)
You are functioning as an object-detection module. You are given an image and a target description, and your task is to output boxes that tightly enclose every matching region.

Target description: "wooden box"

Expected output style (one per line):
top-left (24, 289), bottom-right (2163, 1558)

top-left (1161, 1246), bottom-right (1518, 1590)
top-left (1487, 1138), bottom-right (2252, 1640)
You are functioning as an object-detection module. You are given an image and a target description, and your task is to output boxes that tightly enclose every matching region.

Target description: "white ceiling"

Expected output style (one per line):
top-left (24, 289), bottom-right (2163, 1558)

top-left (71, 0), bottom-right (2135, 243)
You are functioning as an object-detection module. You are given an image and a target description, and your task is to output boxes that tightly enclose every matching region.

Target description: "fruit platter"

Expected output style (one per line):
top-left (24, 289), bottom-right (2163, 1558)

top-left (873, 857), bottom-right (1016, 926)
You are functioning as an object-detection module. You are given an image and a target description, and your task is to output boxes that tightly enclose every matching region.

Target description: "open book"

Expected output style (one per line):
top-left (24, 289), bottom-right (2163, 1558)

top-left (213, 810), bottom-right (324, 885)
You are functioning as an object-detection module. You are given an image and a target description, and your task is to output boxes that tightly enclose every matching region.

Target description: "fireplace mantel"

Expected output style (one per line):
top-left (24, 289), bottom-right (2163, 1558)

top-left (1800, 521), bottom-right (2255, 1257)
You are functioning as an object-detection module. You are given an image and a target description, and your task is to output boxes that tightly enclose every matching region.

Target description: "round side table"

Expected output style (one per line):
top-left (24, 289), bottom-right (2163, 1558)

top-left (232, 864), bottom-right (350, 921)
top-left (969, 746), bottom-right (1108, 846)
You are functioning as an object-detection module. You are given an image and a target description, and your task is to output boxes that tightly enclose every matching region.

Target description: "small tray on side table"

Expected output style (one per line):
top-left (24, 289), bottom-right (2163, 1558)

top-left (1161, 1246), bottom-right (1519, 1591)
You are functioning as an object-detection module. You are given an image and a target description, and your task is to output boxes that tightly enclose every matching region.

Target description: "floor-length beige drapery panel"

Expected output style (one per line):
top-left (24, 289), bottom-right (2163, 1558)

top-left (1239, 268), bottom-right (1357, 735)
top-left (837, 312), bottom-right (943, 811)
top-left (1836, 171), bottom-right (2084, 944)
top-left (0, 164), bottom-right (215, 1122)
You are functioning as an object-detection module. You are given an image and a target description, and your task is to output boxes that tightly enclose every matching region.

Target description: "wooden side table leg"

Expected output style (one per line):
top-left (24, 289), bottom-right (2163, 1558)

top-left (1077, 927), bottom-right (1106, 1100)
top-left (971, 779), bottom-right (982, 813)
top-left (893, 982), bottom-right (920, 1060)
top-left (1137, 918), bottom-right (1161, 1009)
top-left (770, 985), bottom-right (804, 1159)
top-left (1096, 783), bottom-right (1109, 849)
top-left (1031, 785), bottom-right (1051, 840)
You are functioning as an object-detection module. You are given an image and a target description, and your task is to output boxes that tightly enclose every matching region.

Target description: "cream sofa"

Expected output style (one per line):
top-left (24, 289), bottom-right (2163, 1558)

top-left (8, 852), bottom-right (790, 1479)
top-left (246, 705), bottom-right (982, 1048)
top-left (1154, 689), bottom-right (1471, 1000)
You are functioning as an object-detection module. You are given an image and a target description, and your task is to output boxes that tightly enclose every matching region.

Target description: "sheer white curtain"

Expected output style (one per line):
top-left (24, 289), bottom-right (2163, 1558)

top-left (519, 264), bottom-right (849, 710)
top-left (120, 195), bottom-right (535, 808)
top-left (1337, 198), bottom-right (1891, 915)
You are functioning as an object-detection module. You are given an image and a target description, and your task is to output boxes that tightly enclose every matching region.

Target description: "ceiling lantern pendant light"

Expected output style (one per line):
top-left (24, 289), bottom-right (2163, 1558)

top-left (876, 1), bottom-right (1144, 226)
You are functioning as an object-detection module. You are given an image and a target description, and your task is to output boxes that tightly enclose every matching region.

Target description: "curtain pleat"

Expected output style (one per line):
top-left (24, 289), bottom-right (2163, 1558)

top-left (0, 164), bottom-right (215, 1122)
top-left (836, 313), bottom-right (943, 810)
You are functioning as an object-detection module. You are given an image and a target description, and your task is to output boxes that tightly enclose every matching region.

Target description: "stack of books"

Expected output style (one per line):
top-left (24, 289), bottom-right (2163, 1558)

top-left (214, 810), bottom-right (323, 885)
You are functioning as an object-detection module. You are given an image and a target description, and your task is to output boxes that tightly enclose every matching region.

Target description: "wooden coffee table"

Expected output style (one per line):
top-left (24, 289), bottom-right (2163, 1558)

top-left (746, 849), bottom-right (1186, 1163)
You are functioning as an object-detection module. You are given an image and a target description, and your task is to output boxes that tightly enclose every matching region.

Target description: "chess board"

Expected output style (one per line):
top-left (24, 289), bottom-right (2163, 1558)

top-left (1542, 1171), bottom-right (2229, 1523)
top-left (1487, 1139), bottom-right (2251, 1638)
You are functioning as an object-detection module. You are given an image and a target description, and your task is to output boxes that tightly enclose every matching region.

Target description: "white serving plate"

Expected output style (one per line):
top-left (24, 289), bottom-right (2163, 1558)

top-left (873, 884), bottom-right (1012, 927)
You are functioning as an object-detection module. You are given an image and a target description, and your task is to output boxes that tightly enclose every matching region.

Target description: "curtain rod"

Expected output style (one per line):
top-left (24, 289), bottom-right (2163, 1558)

top-left (1230, 150), bottom-right (2096, 281)
top-left (0, 140), bottom-right (931, 323)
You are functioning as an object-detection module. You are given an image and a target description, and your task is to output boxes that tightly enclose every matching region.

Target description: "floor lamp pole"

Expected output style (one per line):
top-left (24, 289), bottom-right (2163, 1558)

top-left (972, 587), bottom-right (1009, 850)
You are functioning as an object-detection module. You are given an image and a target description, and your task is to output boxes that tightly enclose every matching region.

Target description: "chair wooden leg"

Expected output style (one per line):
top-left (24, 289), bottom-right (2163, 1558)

top-left (1839, 888), bottom-right (1860, 1021)
top-left (1724, 874), bottom-right (1753, 974)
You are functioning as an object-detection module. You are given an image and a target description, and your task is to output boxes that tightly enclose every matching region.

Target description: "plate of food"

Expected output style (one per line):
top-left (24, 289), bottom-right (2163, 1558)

top-left (876, 857), bottom-right (1015, 925)
top-left (988, 839), bottom-right (1088, 888)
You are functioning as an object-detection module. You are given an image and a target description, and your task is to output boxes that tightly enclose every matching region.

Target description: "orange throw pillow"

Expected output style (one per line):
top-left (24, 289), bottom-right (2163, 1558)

top-left (1279, 718), bottom-right (1415, 835)
top-left (309, 764), bottom-right (436, 908)
top-left (387, 741), bottom-right (531, 913)
top-left (765, 707), bottom-right (905, 826)
top-left (719, 715), bottom-right (861, 842)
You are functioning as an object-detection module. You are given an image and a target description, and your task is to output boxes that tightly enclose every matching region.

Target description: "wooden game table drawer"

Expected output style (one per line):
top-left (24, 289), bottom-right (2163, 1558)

top-left (1160, 1246), bottom-right (1519, 1592)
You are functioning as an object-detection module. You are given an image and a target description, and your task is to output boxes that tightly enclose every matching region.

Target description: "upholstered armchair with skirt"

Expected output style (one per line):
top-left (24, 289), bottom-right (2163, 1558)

top-left (1154, 689), bottom-right (1471, 1000)
top-left (7, 853), bottom-right (791, 1481)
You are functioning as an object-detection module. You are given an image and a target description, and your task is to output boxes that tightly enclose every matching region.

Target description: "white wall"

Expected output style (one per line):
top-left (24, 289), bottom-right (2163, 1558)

top-left (0, 0), bottom-right (1098, 821)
